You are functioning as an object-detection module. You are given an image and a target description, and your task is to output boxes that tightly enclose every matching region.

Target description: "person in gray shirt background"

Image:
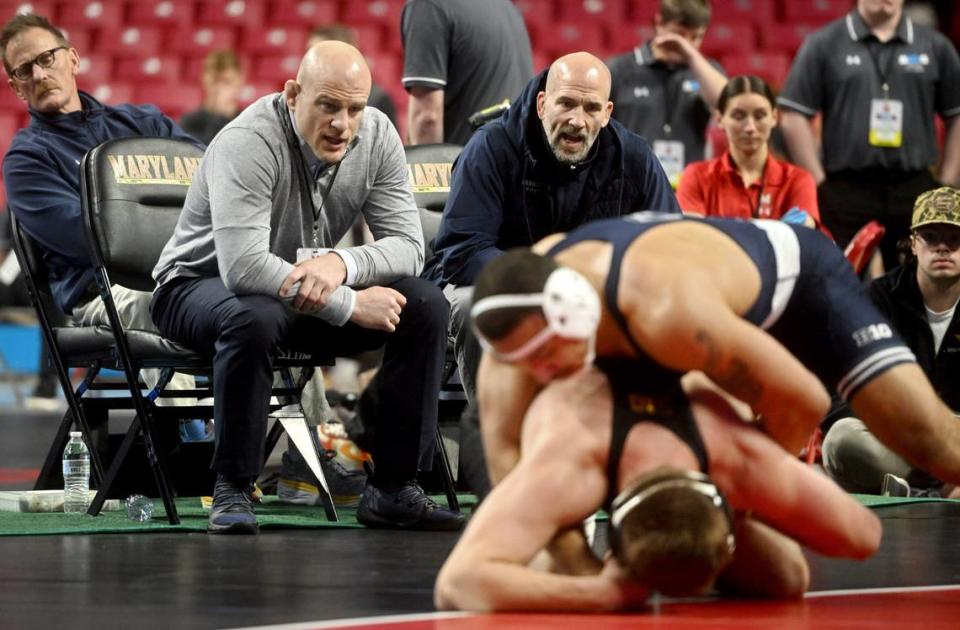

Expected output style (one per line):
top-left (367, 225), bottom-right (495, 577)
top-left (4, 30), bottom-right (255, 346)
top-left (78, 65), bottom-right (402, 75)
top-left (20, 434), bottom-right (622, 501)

top-left (401, 0), bottom-right (533, 145)
top-left (607, 0), bottom-right (727, 188)
top-left (778, 0), bottom-right (960, 272)
top-left (150, 41), bottom-right (464, 535)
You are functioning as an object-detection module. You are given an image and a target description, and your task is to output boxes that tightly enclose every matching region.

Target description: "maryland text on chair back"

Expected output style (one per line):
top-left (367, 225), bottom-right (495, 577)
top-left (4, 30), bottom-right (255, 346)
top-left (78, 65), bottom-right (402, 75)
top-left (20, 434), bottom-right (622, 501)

top-left (81, 137), bottom-right (203, 291)
top-left (404, 143), bottom-right (462, 212)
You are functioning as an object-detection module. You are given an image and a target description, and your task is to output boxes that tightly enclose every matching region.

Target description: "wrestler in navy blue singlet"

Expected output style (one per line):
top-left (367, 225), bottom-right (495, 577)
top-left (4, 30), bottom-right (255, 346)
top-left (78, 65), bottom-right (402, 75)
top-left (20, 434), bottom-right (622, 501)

top-left (549, 212), bottom-right (917, 402)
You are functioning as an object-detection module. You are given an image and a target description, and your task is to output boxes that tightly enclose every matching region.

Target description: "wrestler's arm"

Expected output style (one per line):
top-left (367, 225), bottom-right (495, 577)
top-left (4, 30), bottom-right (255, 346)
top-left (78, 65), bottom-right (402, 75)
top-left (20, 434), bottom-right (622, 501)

top-left (477, 353), bottom-right (543, 484)
top-left (715, 516), bottom-right (810, 599)
top-left (434, 434), bottom-right (645, 612)
top-left (635, 285), bottom-right (831, 454)
top-left (719, 415), bottom-right (882, 559)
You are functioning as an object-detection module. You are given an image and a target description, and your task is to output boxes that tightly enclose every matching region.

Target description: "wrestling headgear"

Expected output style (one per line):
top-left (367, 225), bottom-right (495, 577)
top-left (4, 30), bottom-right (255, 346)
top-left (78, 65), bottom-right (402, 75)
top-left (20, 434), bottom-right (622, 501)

top-left (609, 469), bottom-right (736, 565)
top-left (470, 266), bottom-right (601, 362)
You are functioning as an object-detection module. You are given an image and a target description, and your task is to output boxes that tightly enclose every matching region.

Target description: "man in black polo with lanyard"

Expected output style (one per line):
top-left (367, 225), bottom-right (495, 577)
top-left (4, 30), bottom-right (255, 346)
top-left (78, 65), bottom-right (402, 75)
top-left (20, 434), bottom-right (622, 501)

top-left (778, 0), bottom-right (960, 272)
top-left (606, 0), bottom-right (726, 189)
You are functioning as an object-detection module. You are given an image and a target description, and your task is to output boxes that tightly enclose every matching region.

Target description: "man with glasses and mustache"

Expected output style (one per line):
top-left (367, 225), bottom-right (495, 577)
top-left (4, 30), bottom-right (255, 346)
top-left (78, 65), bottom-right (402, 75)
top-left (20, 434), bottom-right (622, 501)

top-left (824, 187), bottom-right (960, 497)
top-left (0, 13), bottom-right (203, 433)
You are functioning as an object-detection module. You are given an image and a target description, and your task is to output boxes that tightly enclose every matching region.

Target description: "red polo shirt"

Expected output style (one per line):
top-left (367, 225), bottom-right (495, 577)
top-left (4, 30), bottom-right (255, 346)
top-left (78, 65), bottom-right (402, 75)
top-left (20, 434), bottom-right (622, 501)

top-left (676, 152), bottom-right (821, 227)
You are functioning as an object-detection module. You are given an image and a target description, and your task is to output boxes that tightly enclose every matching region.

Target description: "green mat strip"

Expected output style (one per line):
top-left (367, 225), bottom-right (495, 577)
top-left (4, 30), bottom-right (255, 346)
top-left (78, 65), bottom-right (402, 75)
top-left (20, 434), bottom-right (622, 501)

top-left (0, 492), bottom-right (955, 537)
top-left (0, 494), bottom-right (477, 537)
top-left (853, 493), bottom-right (960, 508)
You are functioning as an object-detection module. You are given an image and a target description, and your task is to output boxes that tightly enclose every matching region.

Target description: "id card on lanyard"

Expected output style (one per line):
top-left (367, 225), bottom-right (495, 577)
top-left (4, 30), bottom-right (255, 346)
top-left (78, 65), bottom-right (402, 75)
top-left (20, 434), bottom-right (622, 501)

top-left (866, 40), bottom-right (904, 148)
top-left (655, 74), bottom-right (688, 189)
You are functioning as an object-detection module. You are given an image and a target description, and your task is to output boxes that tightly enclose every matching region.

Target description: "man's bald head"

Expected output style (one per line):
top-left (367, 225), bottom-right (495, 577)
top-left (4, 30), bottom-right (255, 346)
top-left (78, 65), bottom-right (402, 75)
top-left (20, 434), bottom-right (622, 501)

top-left (285, 40), bottom-right (372, 164)
top-left (537, 52), bottom-right (614, 165)
top-left (544, 52), bottom-right (611, 101)
top-left (296, 40), bottom-right (371, 93)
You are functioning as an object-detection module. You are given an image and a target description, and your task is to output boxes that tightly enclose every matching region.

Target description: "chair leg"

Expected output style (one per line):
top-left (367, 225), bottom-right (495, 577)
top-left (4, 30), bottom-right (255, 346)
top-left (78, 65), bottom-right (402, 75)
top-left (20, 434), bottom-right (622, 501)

top-left (434, 426), bottom-right (459, 512)
top-left (308, 424), bottom-right (338, 521)
top-left (263, 419), bottom-right (285, 467)
top-left (87, 418), bottom-right (139, 517)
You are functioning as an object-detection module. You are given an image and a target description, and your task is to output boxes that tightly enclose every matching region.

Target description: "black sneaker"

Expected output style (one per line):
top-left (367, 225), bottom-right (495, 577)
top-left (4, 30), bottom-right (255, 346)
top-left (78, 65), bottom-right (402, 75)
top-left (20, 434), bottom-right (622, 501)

top-left (356, 482), bottom-right (465, 531)
top-left (208, 475), bottom-right (259, 535)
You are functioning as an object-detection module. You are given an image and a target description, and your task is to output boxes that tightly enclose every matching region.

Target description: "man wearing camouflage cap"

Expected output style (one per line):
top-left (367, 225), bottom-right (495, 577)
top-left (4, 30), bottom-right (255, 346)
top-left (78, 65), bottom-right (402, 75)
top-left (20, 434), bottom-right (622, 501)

top-left (824, 187), bottom-right (960, 496)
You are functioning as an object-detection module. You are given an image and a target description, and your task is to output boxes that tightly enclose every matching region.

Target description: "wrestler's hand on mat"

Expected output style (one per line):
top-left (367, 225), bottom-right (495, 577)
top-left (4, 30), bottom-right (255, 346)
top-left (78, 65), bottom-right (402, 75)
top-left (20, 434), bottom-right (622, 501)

top-left (598, 556), bottom-right (649, 611)
top-left (280, 253), bottom-right (347, 313)
top-left (350, 286), bottom-right (406, 332)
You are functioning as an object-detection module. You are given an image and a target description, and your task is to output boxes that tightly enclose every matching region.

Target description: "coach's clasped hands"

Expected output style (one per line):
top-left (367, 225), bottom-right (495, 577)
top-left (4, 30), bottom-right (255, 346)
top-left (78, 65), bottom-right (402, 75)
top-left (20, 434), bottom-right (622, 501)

top-left (280, 252), bottom-right (347, 313)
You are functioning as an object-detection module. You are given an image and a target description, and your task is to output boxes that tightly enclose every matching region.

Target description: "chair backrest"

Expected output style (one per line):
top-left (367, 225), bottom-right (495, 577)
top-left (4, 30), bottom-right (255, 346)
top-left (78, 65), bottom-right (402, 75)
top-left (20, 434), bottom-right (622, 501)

top-left (403, 143), bottom-right (462, 212)
top-left (8, 209), bottom-right (58, 312)
top-left (81, 137), bottom-right (204, 291)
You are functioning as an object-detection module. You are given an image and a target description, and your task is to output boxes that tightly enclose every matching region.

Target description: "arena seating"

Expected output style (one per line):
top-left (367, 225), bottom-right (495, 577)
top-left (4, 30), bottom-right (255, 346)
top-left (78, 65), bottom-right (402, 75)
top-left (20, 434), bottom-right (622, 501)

top-left (0, 0), bottom-right (955, 203)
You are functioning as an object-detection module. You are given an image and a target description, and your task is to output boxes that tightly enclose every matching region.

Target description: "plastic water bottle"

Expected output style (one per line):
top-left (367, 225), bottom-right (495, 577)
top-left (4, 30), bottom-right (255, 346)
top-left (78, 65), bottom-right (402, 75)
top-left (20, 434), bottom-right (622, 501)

top-left (63, 431), bottom-right (90, 514)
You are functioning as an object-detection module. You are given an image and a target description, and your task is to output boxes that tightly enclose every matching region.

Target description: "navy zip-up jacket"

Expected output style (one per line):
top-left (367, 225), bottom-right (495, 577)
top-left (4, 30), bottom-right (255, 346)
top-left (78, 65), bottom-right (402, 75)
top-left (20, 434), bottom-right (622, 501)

top-left (2, 91), bottom-right (198, 313)
top-left (423, 69), bottom-right (680, 286)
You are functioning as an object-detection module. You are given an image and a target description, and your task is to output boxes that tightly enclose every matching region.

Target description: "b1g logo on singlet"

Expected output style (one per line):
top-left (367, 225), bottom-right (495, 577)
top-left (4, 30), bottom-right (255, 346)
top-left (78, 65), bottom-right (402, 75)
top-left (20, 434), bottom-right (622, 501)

top-left (852, 323), bottom-right (893, 348)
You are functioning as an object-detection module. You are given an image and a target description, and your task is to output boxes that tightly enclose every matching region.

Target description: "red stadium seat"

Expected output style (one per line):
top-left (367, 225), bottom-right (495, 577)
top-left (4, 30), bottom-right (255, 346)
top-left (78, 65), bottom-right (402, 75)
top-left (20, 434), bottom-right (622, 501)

top-left (707, 123), bottom-right (728, 158)
top-left (268, 0), bottom-right (339, 27)
top-left (84, 81), bottom-right (134, 105)
top-left (0, 2), bottom-right (56, 22)
top-left (341, 0), bottom-right (404, 26)
top-left (628, 0), bottom-right (660, 21)
top-left (531, 51), bottom-right (550, 73)
top-left (114, 56), bottom-right (183, 84)
top-left (251, 54), bottom-right (300, 83)
top-left (514, 0), bottom-right (554, 37)
top-left (760, 23), bottom-right (818, 56)
top-left (126, 0), bottom-right (196, 28)
top-left (76, 52), bottom-right (111, 82)
top-left (365, 52), bottom-right (400, 90)
top-left (0, 88), bottom-right (24, 114)
top-left (540, 22), bottom-right (604, 58)
top-left (239, 80), bottom-right (281, 106)
top-left (94, 26), bottom-right (163, 57)
top-left (240, 26), bottom-right (308, 56)
top-left (701, 22), bottom-right (756, 58)
top-left (57, 1), bottom-right (123, 30)
top-left (607, 23), bottom-right (655, 53)
top-left (169, 26), bottom-right (237, 56)
top-left (196, 0), bottom-right (267, 28)
top-left (133, 83), bottom-right (202, 120)
top-left (721, 51), bottom-right (791, 89)
top-left (351, 24), bottom-right (384, 54)
top-left (59, 25), bottom-right (92, 52)
top-left (781, 0), bottom-right (849, 23)
top-left (557, 0), bottom-right (628, 25)
top-left (712, 0), bottom-right (776, 30)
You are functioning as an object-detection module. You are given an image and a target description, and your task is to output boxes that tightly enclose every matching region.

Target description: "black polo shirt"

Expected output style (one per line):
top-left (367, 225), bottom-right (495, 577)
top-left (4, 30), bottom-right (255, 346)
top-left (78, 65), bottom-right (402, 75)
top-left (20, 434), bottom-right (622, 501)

top-left (778, 11), bottom-right (960, 174)
top-left (607, 43), bottom-right (721, 167)
top-left (401, 0), bottom-right (533, 146)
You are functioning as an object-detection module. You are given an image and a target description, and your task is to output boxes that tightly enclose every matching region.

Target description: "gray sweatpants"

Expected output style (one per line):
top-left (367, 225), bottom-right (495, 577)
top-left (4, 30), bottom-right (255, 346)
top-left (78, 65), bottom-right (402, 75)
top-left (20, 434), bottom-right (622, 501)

top-left (822, 416), bottom-right (939, 494)
top-left (71, 285), bottom-right (195, 406)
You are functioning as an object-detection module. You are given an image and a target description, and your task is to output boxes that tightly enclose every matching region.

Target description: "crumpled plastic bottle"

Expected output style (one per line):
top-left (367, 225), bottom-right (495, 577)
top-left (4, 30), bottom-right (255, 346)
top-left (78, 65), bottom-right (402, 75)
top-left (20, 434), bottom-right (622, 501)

top-left (125, 495), bottom-right (154, 522)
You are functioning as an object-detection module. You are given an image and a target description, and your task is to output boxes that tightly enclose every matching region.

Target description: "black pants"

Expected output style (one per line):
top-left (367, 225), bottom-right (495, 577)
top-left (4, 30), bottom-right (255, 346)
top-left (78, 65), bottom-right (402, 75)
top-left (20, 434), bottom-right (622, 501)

top-left (150, 276), bottom-right (449, 485)
top-left (818, 169), bottom-right (939, 271)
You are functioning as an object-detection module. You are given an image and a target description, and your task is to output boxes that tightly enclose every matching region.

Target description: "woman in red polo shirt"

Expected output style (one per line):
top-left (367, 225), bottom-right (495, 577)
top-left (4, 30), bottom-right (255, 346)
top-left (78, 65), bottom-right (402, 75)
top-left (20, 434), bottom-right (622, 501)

top-left (677, 75), bottom-right (820, 229)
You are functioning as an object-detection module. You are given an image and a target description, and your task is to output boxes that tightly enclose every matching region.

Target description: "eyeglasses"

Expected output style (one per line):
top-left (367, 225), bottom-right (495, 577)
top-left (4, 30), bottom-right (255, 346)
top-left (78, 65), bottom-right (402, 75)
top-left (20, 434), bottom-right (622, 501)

top-left (9, 46), bottom-right (67, 81)
top-left (914, 228), bottom-right (960, 250)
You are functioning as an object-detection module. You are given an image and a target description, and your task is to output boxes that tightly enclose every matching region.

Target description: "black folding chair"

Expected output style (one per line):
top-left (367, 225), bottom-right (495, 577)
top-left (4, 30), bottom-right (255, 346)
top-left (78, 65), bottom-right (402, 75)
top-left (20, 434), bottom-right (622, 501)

top-left (79, 137), bottom-right (337, 524)
top-left (9, 210), bottom-right (115, 492)
top-left (404, 143), bottom-right (465, 507)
